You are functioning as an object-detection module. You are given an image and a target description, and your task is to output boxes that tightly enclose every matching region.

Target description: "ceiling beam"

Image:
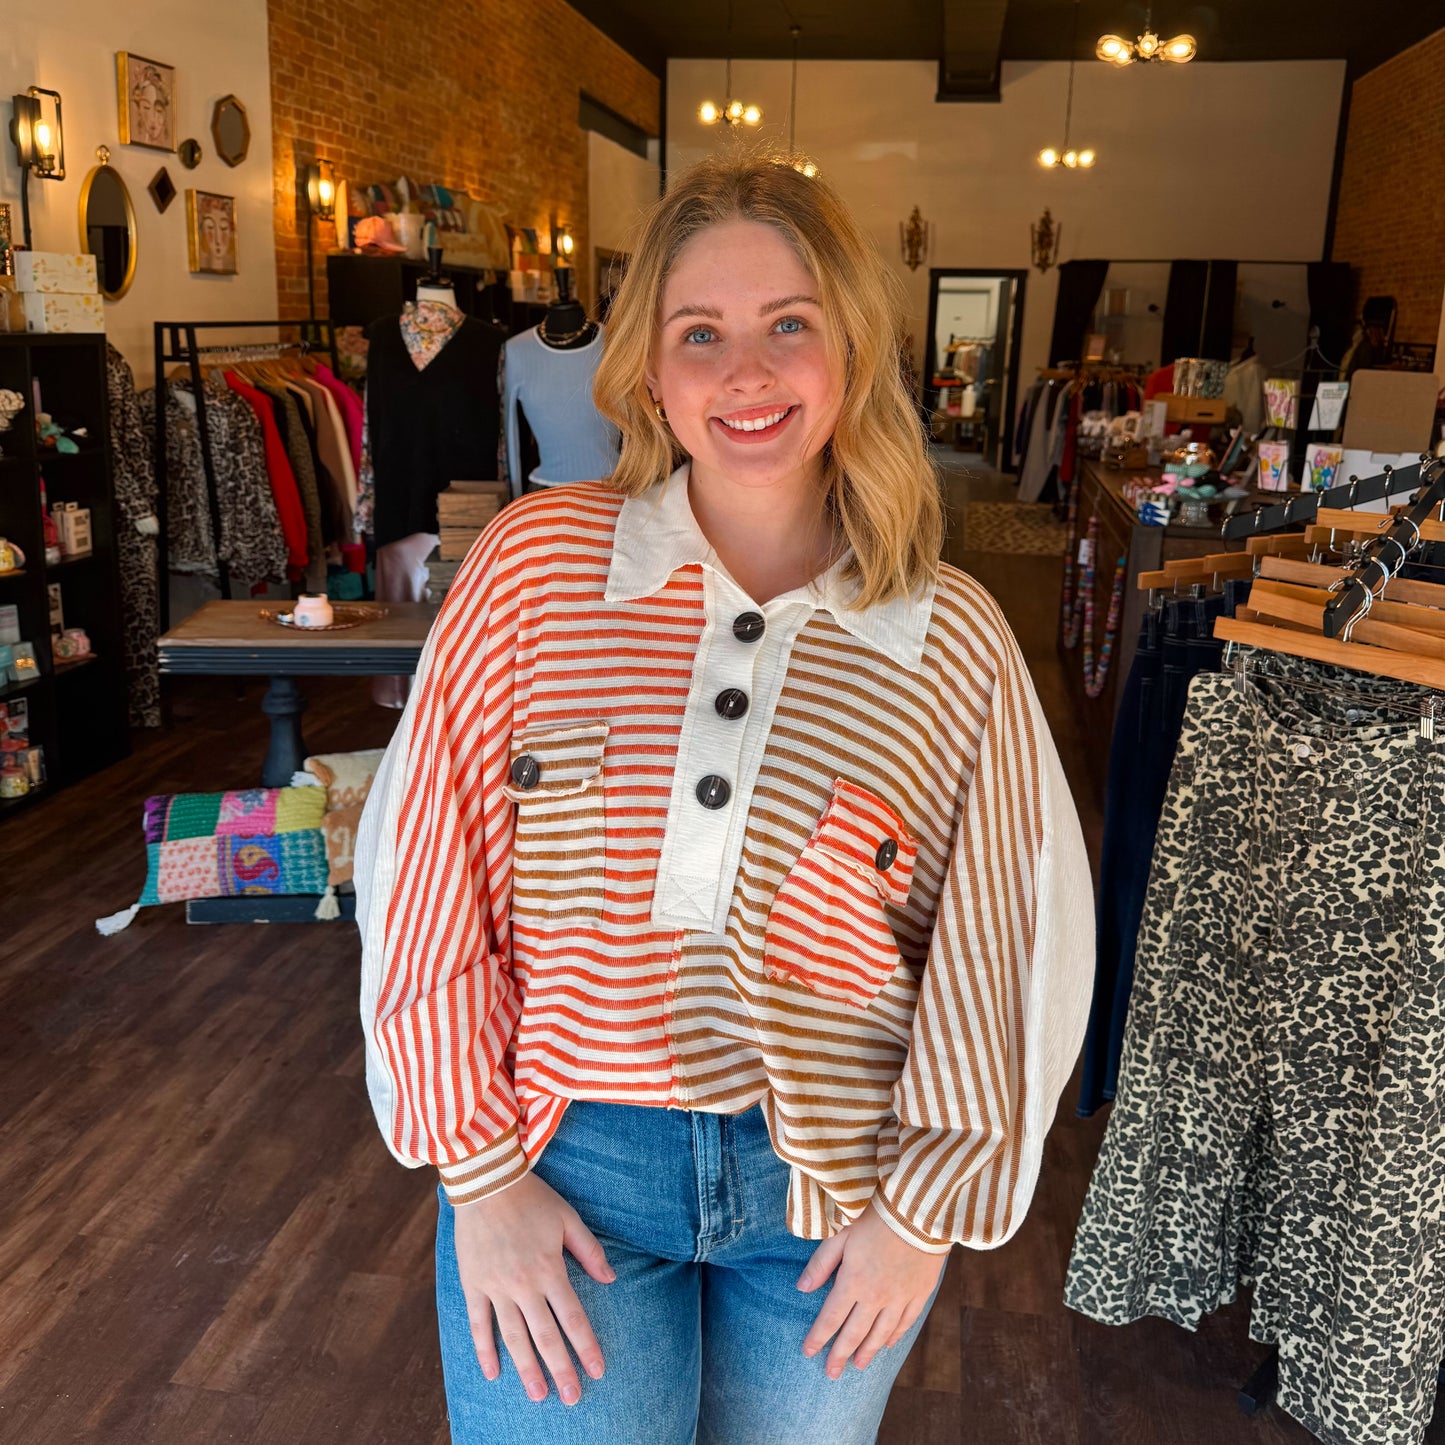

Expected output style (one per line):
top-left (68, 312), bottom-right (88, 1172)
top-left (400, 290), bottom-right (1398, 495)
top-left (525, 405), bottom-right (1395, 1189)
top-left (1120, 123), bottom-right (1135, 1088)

top-left (937, 0), bottom-right (1010, 102)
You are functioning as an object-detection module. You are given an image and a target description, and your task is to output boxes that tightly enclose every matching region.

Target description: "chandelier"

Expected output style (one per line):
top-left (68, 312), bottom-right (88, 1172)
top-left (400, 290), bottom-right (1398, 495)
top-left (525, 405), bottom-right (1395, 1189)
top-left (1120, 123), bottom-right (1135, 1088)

top-left (1031, 208), bottom-right (1062, 273)
top-left (900, 207), bottom-right (930, 271)
top-left (699, 3), bottom-right (762, 128)
top-left (1097, 7), bottom-right (1197, 65)
top-left (1040, 1), bottom-right (1096, 169)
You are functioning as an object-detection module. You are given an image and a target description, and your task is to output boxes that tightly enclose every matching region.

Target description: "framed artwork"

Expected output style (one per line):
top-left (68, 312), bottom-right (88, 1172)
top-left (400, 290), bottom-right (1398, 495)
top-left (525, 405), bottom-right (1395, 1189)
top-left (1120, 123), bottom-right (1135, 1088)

top-left (185, 190), bottom-right (237, 275)
top-left (117, 53), bottom-right (176, 152)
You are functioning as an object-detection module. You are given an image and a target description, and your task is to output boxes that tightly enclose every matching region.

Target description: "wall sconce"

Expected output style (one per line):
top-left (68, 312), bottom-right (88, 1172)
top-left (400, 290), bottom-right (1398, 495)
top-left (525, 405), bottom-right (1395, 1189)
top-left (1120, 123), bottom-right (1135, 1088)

top-left (9, 87), bottom-right (65, 250)
top-left (306, 159), bottom-right (337, 222)
top-left (899, 206), bottom-right (930, 272)
top-left (555, 225), bottom-right (574, 262)
top-left (1030, 208), bottom-right (1062, 273)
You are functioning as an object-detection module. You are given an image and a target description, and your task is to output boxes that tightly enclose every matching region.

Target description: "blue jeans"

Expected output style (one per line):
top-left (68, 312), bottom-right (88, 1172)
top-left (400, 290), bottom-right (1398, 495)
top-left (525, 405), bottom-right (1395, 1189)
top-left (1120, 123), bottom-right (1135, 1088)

top-left (435, 1100), bottom-right (946, 1444)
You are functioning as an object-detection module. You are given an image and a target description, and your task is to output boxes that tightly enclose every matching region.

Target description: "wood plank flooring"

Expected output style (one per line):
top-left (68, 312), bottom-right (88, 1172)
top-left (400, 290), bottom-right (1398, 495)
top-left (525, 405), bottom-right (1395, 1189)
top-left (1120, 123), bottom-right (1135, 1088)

top-left (2, 463), bottom-right (1435, 1443)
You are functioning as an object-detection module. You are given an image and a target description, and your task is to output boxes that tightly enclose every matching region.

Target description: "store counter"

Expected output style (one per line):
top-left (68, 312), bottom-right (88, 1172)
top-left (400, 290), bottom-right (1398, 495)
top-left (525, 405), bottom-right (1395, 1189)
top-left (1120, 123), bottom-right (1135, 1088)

top-left (1058, 460), bottom-right (1245, 781)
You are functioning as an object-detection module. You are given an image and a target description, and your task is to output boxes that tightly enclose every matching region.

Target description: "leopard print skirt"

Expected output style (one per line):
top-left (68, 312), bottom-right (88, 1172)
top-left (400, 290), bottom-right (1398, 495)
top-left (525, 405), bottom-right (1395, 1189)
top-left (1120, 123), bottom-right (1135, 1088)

top-left (1065, 662), bottom-right (1445, 1445)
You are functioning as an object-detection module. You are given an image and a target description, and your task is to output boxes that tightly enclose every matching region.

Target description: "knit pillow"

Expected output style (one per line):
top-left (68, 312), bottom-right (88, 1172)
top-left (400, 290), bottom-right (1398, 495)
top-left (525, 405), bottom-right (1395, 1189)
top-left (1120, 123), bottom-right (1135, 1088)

top-left (303, 749), bottom-right (384, 811)
top-left (320, 803), bottom-right (363, 887)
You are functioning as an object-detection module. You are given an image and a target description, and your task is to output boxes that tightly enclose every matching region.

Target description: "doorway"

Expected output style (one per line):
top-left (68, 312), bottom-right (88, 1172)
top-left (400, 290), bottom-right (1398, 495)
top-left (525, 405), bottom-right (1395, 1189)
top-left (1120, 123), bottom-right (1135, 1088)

top-left (923, 268), bottom-right (1027, 473)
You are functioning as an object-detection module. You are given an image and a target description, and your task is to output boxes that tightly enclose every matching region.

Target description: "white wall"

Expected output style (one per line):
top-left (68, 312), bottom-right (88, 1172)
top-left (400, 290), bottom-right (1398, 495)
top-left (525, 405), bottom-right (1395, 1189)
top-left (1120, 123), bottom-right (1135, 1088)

top-left (0, 0), bottom-right (277, 385)
top-left (587, 130), bottom-right (660, 312)
top-left (668, 58), bottom-right (1345, 383)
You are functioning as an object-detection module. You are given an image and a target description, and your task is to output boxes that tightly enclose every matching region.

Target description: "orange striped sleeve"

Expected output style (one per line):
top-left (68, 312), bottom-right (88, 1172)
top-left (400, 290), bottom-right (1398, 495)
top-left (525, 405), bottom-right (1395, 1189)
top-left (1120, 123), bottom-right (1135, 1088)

top-left (874, 596), bottom-right (1090, 1250)
top-left (357, 508), bottom-right (530, 1205)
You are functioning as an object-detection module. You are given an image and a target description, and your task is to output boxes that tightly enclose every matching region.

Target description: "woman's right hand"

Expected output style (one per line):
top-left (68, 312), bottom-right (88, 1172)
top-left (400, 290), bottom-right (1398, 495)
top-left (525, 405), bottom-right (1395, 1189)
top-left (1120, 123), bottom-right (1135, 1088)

top-left (452, 1171), bottom-right (616, 1406)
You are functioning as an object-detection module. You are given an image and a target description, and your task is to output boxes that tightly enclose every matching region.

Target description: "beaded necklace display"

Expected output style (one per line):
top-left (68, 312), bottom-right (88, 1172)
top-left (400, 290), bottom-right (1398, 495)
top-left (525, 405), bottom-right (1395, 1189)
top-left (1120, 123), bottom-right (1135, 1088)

top-left (1060, 512), bottom-right (1130, 700)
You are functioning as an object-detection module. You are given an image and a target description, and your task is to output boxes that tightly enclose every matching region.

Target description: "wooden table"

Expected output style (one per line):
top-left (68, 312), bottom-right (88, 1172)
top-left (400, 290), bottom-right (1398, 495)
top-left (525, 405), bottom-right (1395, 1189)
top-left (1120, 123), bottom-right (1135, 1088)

top-left (158, 600), bottom-right (439, 788)
top-left (156, 600), bottom-right (438, 924)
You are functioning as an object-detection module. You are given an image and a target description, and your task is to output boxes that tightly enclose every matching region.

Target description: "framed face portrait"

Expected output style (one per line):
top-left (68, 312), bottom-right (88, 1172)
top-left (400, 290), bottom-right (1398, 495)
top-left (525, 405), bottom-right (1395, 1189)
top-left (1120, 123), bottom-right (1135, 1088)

top-left (186, 190), bottom-right (237, 275)
top-left (117, 53), bottom-right (176, 152)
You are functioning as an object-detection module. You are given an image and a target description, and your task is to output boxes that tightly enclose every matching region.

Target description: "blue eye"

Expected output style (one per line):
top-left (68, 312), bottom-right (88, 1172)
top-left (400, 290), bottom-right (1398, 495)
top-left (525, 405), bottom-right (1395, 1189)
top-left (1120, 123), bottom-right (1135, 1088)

top-left (684, 326), bottom-right (716, 344)
top-left (776, 317), bottom-right (805, 334)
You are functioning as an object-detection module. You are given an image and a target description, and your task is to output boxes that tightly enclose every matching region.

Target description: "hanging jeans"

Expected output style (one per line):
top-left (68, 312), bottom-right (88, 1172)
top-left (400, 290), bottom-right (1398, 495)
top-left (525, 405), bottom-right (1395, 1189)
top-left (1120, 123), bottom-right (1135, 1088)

top-left (1065, 663), bottom-right (1445, 1445)
top-left (1079, 584), bottom-right (1249, 1116)
top-left (435, 1099), bottom-right (946, 1445)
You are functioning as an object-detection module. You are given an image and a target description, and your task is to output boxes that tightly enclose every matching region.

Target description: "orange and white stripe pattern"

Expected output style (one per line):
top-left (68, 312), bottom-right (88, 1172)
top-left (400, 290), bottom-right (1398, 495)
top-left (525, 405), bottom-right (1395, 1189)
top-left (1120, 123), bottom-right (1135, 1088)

top-left (356, 477), bottom-right (1093, 1251)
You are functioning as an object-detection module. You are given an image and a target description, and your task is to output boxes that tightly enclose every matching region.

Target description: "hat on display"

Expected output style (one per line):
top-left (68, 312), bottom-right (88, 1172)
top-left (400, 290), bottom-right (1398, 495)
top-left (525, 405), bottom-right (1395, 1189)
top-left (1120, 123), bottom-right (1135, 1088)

top-left (354, 215), bottom-right (405, 254)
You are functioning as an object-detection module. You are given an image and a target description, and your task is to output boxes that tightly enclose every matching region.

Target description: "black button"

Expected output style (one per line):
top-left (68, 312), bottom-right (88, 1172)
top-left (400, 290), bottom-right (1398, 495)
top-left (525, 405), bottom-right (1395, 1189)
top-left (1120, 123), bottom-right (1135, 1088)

top-left (875, 838), bottom-right (899, 871)
top-left (715, 688), bottom-right (749, 720)
top-left (510, 754), bottom-right (541, 790)
top-left (696, 774), bottom-right (731, 810)
top-left (732, 612), bottom-right (766, 643)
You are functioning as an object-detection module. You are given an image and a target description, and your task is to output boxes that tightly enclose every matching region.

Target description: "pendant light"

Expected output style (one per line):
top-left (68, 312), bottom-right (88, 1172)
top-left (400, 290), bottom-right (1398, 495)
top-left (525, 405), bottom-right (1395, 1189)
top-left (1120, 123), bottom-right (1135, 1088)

top-left (1096, 7), bottom-right (1197, 65)
top-left (699, 1), bottom-right (763, 128)
top-left (1039, 1), bottom-right (1096, 169)
top-left (787, 25), bottom-right (818, 177)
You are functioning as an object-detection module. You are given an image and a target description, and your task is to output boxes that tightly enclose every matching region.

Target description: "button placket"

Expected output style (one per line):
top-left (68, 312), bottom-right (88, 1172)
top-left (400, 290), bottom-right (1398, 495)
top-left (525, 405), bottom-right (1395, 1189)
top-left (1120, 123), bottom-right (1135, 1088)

top-left (650, 573), bottom-right (814, 934)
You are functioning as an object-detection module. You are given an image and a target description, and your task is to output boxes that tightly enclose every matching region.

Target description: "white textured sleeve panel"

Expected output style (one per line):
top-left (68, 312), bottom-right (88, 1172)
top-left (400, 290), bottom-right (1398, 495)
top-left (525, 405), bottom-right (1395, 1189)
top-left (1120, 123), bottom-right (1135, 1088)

top-left (874, 621), bottom-right (1094, 1252)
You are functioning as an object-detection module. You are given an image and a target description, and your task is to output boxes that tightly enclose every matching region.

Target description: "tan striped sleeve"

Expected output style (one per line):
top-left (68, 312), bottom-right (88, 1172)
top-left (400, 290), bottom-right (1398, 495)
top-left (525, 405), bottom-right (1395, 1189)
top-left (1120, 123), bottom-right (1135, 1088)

top-left (875, 607), bottom-right (1093, 1251)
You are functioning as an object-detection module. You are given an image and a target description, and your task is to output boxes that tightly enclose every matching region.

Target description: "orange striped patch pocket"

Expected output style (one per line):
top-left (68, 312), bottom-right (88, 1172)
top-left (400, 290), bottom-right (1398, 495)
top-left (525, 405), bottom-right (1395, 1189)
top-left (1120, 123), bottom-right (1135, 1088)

top-left (502, 721), bottom-right (609, 926)
top-left (763, 779), bottom-right (918, 1010)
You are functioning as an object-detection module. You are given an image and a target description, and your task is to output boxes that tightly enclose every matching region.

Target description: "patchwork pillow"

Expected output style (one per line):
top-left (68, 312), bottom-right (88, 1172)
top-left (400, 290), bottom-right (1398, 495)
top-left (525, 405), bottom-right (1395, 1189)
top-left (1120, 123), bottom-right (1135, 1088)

top-left (96, 786), bottom-right (334, 934)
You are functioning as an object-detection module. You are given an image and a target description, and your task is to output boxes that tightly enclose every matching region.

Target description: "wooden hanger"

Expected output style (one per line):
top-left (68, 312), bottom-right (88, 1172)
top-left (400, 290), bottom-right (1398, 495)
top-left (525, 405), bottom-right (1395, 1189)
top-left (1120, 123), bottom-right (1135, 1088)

top-left (1137, 550), bottom-right (1255, 592)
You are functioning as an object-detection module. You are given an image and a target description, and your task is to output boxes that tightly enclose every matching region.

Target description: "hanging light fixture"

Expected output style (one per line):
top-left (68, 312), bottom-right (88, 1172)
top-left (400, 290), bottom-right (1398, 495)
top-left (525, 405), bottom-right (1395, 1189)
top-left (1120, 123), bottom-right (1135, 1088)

top-left (1039, 1), bottom-right (1096, 169)
top-left (900, 207), bottom-right (930, 271)
top-left (1096, 7), bottom-right (1196, 65)
top-left (699, 2), bottom-right (763, 128)
top-left (1030, 208), bottom-right (1062, 273)
top-left (786, 26), bottom-right (819, 177)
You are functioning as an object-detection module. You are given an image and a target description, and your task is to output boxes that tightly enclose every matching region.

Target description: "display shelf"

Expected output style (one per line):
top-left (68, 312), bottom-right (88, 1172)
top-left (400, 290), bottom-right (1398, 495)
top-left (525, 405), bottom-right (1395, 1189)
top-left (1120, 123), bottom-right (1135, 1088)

top-left (0, 333), bottom-right (129, 816)
top-left (0, 569), bottom-right (27, 582)
top-left (0, 672), bottom-right (43, 701)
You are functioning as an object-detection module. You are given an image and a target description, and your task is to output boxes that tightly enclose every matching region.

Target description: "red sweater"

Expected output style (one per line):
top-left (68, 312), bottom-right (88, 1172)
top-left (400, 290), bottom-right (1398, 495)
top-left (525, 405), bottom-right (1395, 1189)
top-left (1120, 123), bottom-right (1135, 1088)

top-left (224, 372), bottom-right (308, 578)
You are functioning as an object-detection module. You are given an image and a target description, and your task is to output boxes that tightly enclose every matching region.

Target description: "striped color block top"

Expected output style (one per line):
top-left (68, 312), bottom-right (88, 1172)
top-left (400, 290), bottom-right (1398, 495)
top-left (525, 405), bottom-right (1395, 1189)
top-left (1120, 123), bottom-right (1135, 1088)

top-left (356, 463), bottom-right (1094, 1252)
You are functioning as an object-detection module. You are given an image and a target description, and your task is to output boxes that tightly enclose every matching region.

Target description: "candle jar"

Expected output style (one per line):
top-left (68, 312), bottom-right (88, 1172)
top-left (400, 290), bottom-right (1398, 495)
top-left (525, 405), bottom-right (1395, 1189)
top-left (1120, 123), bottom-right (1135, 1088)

top-left (292, 594), bottom-right (335, 628)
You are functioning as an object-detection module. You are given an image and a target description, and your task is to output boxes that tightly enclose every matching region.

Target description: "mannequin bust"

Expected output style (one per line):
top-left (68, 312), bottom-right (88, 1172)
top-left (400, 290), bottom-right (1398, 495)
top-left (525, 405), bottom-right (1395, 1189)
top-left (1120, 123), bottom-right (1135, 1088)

top-left (538, 267), bottom-right (597, 350)
top-left (417, 239), bottom-right (458, 310)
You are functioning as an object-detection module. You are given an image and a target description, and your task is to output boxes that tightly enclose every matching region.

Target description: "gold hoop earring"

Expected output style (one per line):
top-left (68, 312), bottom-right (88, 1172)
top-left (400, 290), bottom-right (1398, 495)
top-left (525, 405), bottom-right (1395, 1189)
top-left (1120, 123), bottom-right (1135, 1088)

top-left (653, 400), bottom-right (667, 422)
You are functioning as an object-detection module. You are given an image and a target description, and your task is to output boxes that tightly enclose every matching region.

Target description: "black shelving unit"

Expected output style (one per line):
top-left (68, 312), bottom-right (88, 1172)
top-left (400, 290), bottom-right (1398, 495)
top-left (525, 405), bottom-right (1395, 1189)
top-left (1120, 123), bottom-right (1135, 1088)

top-left (0, 333), bottom-right (130, 817)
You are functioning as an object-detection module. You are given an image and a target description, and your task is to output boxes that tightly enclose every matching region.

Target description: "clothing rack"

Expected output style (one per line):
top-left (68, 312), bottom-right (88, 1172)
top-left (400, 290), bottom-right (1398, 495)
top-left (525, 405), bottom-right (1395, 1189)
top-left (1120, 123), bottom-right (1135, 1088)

top-left (152, 318), bottom-right (340, 630)
top-left (1220, 459), bottom-right (1431, 541)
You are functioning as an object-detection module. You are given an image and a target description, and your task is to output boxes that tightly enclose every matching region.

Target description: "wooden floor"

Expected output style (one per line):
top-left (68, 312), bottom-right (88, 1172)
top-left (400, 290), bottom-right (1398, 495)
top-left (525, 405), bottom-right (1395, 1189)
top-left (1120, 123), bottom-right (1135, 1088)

top-left (2, 461), bottom-right (1435, 1444)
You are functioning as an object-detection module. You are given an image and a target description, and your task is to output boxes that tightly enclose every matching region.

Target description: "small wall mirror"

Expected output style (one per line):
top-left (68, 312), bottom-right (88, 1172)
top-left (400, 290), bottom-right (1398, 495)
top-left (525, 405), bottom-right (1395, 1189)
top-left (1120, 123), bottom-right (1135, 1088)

top-left (211, 95), bottom-right (250, 167)
top-left (79, 164), bottom-right (138, 300)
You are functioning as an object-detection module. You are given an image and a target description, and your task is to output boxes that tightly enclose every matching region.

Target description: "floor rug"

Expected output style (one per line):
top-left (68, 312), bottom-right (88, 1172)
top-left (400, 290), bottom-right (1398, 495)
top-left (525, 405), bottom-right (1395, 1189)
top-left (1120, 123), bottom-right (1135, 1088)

top-left (961, 502), bottom-right (1070, 557)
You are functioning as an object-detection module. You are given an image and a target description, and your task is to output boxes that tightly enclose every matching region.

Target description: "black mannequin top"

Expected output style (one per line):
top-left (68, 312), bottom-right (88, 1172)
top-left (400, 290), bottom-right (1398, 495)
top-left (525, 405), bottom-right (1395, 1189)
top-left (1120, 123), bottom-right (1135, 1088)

top-left (538, 268), bottom-right (597, 350)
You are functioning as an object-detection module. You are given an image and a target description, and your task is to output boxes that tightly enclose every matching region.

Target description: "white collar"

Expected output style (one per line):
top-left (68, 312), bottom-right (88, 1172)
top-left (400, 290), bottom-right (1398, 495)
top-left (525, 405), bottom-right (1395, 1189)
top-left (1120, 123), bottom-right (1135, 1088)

top-left (605, 463), bottom-right (936, 674)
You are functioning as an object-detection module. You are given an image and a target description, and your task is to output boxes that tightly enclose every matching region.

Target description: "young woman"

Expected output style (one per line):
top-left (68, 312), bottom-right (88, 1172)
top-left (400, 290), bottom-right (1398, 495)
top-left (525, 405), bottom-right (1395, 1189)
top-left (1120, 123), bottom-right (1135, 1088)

top-left (357, 147), bottom-right (1093, 1444)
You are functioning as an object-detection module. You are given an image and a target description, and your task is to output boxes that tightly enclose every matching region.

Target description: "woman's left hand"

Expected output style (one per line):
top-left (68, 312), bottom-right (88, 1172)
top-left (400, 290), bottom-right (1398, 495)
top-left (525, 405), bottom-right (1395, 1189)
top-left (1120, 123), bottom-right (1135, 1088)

top-left (796, 1200), bottom-right (948, 1377)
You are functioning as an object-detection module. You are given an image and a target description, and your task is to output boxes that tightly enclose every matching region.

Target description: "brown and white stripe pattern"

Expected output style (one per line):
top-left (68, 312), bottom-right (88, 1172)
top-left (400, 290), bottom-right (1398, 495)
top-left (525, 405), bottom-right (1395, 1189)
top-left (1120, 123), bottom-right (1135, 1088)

top-left (356, 480), bottom-right (1094, 1250)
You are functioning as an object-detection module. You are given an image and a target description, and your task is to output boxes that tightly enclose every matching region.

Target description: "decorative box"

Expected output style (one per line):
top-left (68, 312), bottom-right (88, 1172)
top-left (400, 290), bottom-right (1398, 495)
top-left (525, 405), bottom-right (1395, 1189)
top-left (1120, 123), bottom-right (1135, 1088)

top-left (14, 250), bottom-right (98, 295)
top-left (22, 292), bottom-right (105, 334)
top-left (55, 502), bottom-right (92, 557)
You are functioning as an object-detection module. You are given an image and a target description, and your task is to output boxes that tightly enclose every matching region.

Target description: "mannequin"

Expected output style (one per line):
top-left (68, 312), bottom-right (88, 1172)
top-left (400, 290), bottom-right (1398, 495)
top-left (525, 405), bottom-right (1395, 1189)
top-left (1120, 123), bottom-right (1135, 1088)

top-left (366, 253), bottom-right (505, 704)
top-left (502, 266), bottom-right (619, 495)
top-left (538, 267), bottom-right (596, 349)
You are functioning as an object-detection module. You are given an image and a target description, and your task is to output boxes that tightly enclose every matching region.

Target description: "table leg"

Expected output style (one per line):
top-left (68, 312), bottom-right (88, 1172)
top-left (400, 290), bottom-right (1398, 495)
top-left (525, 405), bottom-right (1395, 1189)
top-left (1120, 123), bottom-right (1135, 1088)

top-left (260, 675), bottom-right (309, 787)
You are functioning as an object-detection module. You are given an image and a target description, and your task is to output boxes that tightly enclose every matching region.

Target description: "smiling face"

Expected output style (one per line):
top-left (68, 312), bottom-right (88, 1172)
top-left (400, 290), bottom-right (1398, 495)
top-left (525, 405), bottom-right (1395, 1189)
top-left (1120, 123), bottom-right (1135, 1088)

top-left (646, 218), bottom-right (844, 497)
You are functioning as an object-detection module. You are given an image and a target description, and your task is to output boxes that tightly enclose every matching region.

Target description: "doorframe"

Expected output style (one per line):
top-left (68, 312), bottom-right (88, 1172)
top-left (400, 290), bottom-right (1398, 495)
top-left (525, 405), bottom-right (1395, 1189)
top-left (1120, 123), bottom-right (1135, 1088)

top-left (923, 267), bottom-right (1029, 471)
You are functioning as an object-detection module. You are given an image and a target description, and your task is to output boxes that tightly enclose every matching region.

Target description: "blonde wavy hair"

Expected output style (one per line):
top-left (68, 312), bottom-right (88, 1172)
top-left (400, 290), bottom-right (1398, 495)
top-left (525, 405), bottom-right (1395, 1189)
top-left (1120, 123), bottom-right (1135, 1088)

top-left (592, 144), bottom-right (943, 608)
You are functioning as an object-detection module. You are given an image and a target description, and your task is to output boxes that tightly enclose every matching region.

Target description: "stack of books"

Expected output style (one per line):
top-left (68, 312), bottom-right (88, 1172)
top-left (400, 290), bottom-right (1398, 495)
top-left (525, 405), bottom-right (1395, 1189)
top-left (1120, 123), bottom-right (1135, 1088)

top-left (428, 481), bottom-right (509, 603)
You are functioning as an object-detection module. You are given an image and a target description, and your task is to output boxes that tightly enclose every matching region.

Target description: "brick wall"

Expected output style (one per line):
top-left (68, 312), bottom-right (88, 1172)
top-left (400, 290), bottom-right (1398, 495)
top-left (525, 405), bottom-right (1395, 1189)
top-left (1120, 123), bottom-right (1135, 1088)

top-left (1331, 27), bottom-right (1445, 344)
top-left (267, 0), bottom-right (660, 319)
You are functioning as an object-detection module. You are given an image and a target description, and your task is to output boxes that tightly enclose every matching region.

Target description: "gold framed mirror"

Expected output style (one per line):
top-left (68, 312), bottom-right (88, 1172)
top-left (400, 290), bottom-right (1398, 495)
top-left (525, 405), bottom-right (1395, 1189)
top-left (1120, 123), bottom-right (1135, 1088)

top-left (211, 95), bottom-right (250, 167)
top-left (78, 163), bottom-right (138, 300)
